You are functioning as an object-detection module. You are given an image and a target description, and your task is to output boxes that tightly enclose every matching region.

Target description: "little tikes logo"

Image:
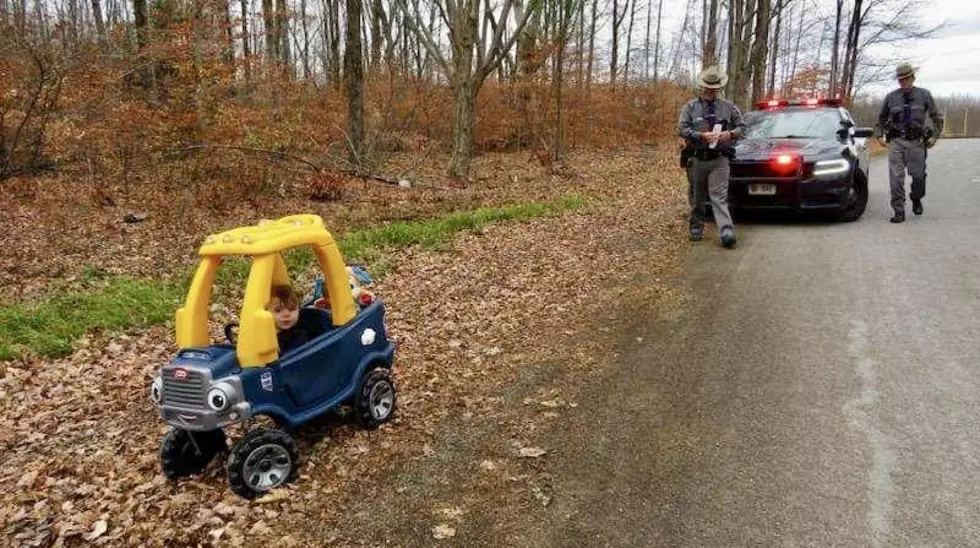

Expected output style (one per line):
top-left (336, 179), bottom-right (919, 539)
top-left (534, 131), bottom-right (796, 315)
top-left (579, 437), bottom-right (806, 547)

top-left (173, 368), bottom-right (189, 381)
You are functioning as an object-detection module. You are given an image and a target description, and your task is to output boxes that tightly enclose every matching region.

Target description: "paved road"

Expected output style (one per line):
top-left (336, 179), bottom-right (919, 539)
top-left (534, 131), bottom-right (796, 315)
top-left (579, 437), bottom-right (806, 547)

top-left (532, 139), bottom-right (980, 546)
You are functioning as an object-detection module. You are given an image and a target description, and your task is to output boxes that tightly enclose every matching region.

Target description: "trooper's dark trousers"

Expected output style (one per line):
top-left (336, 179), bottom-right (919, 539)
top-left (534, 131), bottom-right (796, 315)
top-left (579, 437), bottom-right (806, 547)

top-left (888, 137), bottom-right (927, 212)
top-left (688, 156), bottom-right (734, 233)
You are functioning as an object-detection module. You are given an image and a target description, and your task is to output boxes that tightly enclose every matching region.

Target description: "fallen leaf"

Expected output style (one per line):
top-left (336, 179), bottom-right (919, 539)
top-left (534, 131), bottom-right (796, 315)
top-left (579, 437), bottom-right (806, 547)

top-left (440, 507), bottom-right (464, 520)
top-left (254, 490), bottom-right (290, 504)
top-left (250, 520), bottom-right (272, 535)
top-left (213, 503), bottom-right (237, 518)
top-left (518, 447), bottom-right (547, 458)
top-left (432, 524), bottom-right (456, 539)
top-left (84, 519), bottom-right (108, 541)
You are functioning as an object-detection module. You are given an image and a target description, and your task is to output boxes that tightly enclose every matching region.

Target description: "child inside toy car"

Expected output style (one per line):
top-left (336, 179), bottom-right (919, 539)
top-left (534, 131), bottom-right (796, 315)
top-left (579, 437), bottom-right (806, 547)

top-left (267, 284), bottom-right (327, 354)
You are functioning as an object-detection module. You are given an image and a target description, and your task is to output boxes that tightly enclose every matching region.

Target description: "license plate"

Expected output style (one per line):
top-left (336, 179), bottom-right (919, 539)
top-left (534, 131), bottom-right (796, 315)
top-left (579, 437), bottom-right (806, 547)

top-left (748, 184), bottom-right (777, 195)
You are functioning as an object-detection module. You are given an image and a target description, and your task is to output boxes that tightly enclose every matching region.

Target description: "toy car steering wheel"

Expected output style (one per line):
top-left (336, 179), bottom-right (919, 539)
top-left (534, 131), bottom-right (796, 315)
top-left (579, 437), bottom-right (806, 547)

top-left (224, 322), bottom-right (239, 344)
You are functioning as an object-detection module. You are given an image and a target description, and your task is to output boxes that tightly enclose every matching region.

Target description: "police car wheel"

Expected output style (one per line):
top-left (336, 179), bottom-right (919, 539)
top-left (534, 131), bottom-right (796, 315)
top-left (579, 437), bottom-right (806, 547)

top-left (837, 173), bottom-right (868, 222)
top-left (355, 367), bottom-right (397, 430)
top-left (226, 428), bottom-right (299, 499)
top-left (160, 428), bottom-right (227, 480)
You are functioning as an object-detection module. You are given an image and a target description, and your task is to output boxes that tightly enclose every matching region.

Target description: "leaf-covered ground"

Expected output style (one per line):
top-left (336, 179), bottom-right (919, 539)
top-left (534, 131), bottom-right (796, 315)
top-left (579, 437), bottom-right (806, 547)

top-left (1, 146), bottom-right (695, 546)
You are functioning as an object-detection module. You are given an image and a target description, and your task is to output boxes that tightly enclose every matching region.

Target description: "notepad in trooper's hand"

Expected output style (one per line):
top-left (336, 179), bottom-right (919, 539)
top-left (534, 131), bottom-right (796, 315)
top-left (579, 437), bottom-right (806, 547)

top-left (708, 123), bottom-right (723, 149)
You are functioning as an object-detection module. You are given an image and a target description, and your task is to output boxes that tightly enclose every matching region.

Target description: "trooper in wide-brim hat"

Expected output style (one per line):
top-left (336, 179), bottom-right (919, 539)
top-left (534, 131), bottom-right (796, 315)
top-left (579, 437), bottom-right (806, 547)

top-left (676, 65), bottom-right (744, 248)
top-left (698, 66), bottom-right (728, 90)
top-left (875, 60), bottom-right (944, 223)
top-left (896, 62), bottom-right (916, 81)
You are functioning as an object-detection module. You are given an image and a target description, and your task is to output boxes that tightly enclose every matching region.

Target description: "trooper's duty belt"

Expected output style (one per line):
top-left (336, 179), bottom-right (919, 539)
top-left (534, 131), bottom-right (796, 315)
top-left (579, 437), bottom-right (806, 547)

top-left (886, 126), bottom-right (926, 141)
top-left (691, 148), bottom-right (733, 161)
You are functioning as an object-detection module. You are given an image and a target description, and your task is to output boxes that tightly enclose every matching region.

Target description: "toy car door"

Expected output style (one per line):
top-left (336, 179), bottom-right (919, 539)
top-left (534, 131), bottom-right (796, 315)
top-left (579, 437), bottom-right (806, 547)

top-left (277, 310), bottom-right (362, 408)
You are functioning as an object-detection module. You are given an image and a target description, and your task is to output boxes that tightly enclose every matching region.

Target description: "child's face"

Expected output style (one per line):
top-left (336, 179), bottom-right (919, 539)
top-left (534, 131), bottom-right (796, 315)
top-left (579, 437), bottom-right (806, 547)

top-left (268, 299), bottom-right (299, 331)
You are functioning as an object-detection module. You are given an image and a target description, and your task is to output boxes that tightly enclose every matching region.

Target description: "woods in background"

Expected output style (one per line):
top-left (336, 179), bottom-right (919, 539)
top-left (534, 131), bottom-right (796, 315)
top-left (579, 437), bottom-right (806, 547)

top-left (0, 0), bottom-right (948, 182)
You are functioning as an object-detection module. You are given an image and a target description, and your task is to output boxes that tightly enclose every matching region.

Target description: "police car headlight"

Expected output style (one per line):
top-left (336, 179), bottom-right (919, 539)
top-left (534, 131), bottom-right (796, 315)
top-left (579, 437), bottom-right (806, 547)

top-left (813, 159), bottom-right (850, 178)
top-left (207, 386), bottom-right (232, 411)
top-left (150, 377), bottom-right (163, 404)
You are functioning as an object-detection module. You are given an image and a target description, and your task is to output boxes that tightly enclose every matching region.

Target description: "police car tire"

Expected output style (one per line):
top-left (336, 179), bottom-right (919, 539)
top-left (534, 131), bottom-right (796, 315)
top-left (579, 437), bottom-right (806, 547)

top-left (226, 428), bottom-right (300, 499)
top-left (160, 428), bottom-right (227, 480)
top-left (837, 174), bottom-right (868, 222)
top-left (355, 367), bottom-right (397, 430)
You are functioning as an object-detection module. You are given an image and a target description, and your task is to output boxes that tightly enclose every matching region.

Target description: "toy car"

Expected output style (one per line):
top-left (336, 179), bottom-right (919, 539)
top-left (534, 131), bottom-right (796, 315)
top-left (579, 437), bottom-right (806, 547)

top-left (149, 214), bottom-right (396, 498)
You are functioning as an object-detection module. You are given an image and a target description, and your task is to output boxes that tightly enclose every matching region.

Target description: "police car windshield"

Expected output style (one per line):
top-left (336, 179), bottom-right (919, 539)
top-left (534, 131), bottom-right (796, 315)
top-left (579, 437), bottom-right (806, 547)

top-left (745, 108), bottom-right (842, 140)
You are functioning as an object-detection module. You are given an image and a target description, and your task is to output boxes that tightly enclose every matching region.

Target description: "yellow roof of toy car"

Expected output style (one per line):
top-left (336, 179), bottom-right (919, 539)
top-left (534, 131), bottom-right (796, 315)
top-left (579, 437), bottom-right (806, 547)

top-left (199, 214), bottom-right (336, 256)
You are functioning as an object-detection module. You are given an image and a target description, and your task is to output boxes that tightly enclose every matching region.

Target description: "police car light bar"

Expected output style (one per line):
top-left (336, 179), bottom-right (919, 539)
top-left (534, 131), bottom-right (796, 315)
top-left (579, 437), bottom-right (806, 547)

top-left (756, 97), bottom-right (843, 110)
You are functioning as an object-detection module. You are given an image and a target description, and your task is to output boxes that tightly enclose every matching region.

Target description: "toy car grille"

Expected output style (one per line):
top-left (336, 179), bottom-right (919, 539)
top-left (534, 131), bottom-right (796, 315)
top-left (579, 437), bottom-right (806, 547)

top-left (162, 368), bottom-right (206, 409)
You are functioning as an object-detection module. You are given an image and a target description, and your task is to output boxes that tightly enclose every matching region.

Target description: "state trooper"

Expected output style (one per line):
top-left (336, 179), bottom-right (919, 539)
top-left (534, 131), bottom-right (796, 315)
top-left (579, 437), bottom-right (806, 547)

top-left (676, 66), bottom-right (746, 248)
top-left (875, 62), bottom-right (943, 223)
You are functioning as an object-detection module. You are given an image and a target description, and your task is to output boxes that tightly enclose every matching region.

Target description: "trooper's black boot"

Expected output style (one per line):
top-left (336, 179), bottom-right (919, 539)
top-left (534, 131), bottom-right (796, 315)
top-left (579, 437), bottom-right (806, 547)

top-left (689, 225), bottom-right (703, 241)
top-left (890, 210), bottom-right (906, 223)
top-left (912, 199), bottom-right (923, 215)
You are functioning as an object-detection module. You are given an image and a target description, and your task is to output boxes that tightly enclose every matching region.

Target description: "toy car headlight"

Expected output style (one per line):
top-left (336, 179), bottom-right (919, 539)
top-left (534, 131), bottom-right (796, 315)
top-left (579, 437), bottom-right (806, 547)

top-left (150, 377), bottom-right (163, 403)
top-left (207, 385), bottom-right (233, 411)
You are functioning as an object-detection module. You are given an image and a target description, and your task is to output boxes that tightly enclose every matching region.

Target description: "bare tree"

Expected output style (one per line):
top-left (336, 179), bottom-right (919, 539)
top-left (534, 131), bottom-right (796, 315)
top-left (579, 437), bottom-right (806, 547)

top-left (345, 0), bottom-right (365, 161)
top-left (623, 0), bottom-right (637, 82)
top-left (586, 0), bottom-right (596, 88)
top-left (609, 0), bottom-right (628, 86)
top-left (767, 0), bottom-right (782, 95)
top-left (653, 0), bottom-right (662, 82)
top-left (553, 0), bottom-right (583, 160)
top-left (703, 0), bottom-right (718, 68)
top-left (395, 0), bottom-right (541, 177)
top-left (92, 0), bottom-right (108, 52)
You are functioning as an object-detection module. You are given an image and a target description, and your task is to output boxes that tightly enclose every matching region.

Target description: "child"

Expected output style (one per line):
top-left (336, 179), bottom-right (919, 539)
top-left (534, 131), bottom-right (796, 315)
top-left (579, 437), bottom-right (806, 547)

top-left (267, 284), bottom-right (324, 354)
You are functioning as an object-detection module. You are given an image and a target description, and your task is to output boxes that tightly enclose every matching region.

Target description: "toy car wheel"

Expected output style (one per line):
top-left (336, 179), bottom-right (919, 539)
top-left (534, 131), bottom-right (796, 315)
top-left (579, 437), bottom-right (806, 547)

top-left (355, 367), bottom-right (397, 429)
top-left (226, 428), bottom-right (299, 499)
top-left (160, 428), bottom-right (227, 479)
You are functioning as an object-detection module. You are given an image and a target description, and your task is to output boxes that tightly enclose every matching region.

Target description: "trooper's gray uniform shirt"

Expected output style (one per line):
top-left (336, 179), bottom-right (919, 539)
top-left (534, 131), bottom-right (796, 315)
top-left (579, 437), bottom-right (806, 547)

top-left (876, 87), bottom-right (943, 211)
top-left (677, 97), bottom-right (746, 234)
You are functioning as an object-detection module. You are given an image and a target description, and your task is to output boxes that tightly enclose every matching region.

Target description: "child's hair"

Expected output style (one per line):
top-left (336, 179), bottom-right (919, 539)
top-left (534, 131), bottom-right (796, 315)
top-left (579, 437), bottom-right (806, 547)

top-left (268, 284), bottom-right (301, 310)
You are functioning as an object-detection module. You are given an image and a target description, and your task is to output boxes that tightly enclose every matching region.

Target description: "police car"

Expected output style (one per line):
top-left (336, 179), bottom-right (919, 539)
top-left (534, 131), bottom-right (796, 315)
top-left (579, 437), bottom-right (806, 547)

top-left (729, 98), bottom-right (873, 221)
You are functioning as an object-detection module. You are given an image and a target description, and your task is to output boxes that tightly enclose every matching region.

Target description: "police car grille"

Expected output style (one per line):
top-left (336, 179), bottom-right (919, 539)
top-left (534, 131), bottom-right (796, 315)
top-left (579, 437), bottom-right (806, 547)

top-left (162, 369), bottom-right (206, 408)
top-left (731, 162), bottom-right (779, 179)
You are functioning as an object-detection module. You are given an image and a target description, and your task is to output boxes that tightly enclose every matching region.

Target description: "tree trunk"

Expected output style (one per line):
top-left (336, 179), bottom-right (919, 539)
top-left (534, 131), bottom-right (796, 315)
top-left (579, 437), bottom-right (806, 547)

top-left (829, 0), bottom-right (843, 97)
top-left (92, 0), bottom-right (108, 52)
top-left (623, 0), bottom-right (636, 83)
top-left (703, 0), bottom-right (717, 67)
top-left (345, 0), bottom-right (364, 162)
top-left (448, 0), bottom-right (478, 178)
top-left (610, 0), bottom-right (623, 86)
top-left (223, 0), bottom-right (235, 64)
top-left (724, 0), bottom-right (738, 97)
top-left (841, 0), bottom-right (863, 102)
top-left (263, 0), bottom-right (277, 64)
top-left (653, 0), bottom-right (662, 82)
top-left (586, 0), bottom-right (596, 88)
top-left (300, 0), bottom-right (311, 77)
top-left (643, 0), bottom-right (651, 79)
top-left (241, 0), bottom-right (252, 85)
top-left (749, 0), bottom-right (769, 105)
top-left (132, 0), bottom-right (156, 96)
top-left (767, 0), bottom-right (781, 96)
top-left (325, 0), bottom-right (341, 88)
top-left (577, 0), bottom-right (585, 83)
top-left (554, 0), bottom-right (564, 160)
top-left (370, 0), bottom-right (383, 69)
top-left (277, 0), bottom-right (292, 74)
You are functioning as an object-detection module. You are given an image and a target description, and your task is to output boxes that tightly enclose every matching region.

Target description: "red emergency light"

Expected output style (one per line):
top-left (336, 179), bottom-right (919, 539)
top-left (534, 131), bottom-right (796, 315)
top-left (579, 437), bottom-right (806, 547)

top-left (756, 97), bottom-right (842, 110)
top-left (770, 152), bottom-right (801, 173)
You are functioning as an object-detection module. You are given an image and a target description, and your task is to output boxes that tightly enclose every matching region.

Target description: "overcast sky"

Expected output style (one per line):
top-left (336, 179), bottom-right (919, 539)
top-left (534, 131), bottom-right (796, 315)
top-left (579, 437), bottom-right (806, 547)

top-left (648, 0), bottom-right (980, 98)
